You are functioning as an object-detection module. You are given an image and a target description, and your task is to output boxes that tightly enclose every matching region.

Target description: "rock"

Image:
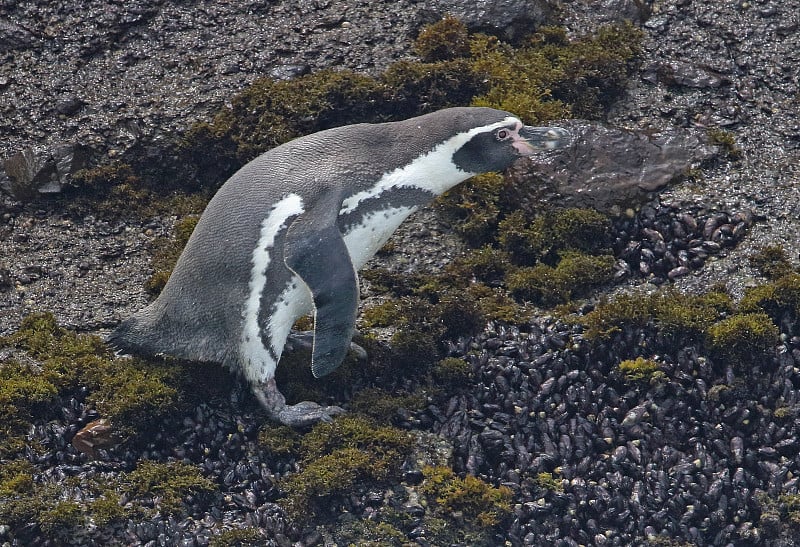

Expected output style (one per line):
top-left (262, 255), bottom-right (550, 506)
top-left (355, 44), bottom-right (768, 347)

top-left (0, 19), bottom-right (35, 51)
top-left (0, 144), bottom-right (87, 200)
top-left (508, 122), bottom-right (717, 212)
top-left (427, 0), bottom-right (556, 41)
top-left (643, 61), bottom-right (729, 89)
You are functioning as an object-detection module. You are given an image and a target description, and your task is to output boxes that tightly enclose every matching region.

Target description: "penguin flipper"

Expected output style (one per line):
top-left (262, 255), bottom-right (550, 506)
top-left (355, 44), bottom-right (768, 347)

top-left (284, 210), bottom-right (359, 378)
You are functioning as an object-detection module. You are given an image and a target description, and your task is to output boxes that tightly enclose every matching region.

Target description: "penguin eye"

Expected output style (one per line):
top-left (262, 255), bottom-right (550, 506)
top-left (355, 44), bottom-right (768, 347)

top-left (496, 129), bottom-right (510, 140)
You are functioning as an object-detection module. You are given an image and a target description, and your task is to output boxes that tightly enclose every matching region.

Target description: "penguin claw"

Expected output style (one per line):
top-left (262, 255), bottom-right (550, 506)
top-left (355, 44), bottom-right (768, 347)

top-left (277, 402), bottom-right (346, 427)
top-left (253, 378), bottom-right (346, 427)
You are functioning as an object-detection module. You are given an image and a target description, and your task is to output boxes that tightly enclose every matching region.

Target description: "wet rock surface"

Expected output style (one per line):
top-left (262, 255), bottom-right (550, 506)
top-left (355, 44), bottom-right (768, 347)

top-left (512, 121), bottom-right (717, 213)
top-left (2, 0), bottom-right (800, 546)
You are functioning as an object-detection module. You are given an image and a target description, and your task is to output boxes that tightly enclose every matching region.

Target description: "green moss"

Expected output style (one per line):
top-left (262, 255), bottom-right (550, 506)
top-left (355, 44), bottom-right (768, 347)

top-left (472, 23), bottom-right (642, 120)
top-left (209, 528), bottom-right (266, 547)
top-left (335, 519), bottom-right (410, 546)
top-left (38, 501), bottom-right (82, 537)
top-left (0, 361), bottom-right (58, 429)
top-left (124, 460), bottom-right (217, 515)
top-left (89, 494), bottom-right (129, 527)
top-left (499, 208), bottom-right (612, 266)
top-left (432, 357), bottom-right (473, 385)
top-left (749, 245), bottom-right (796, 280)
top-left (740, 273), bottom-right (800, 320)
top-left (420, 466), bottom-right (512, 528)
top-left (348, 387), bottom-right (426, 423)
top-left (579, 288), bottom-right (733, 342)
top-left (414, 15), bottom-right (471, 62)
top-left (535, 471), bottom-right (565, 493)
top-left (257, 424), bottom-right (302, 456)
top-left (507, 252), bottom-right (616, 306)
top-left (707, 128), bottom-right (742, 160)
top-left (3, 312), bottom-right (189, 442)
top-left (0, 460), bottom-right (34, 496)
top-left (145, 215), bottom-right (200, 295)
top-left (280, 416), bottom-right (414, 517)
top-left (618, 357), bottom-right (665, 383)
top-left (706, 313), bottom-right (780, 372)
top-left (437, 173), bottom-right (507, 247)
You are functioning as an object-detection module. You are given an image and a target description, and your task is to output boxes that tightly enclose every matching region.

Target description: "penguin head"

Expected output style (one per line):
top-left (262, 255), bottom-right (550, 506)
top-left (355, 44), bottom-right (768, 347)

top-left (445, 107), bottom-right (571, 174)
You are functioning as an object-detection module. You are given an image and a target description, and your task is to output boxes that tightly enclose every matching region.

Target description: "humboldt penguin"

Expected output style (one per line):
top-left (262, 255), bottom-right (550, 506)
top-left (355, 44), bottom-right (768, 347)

top-left (109, 107), bottom-right (571, 426)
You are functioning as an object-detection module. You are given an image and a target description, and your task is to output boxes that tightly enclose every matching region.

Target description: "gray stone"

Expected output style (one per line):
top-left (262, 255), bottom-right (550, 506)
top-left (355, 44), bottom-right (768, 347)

top-left (427, 0), bottom-right (557, 41)
top-left (0, 144), bottom-right (87, 200)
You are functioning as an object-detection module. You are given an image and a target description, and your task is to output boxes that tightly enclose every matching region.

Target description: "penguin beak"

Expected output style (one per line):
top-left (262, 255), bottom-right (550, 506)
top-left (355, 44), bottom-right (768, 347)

top-left (515, 126), bottom-right (571, 155)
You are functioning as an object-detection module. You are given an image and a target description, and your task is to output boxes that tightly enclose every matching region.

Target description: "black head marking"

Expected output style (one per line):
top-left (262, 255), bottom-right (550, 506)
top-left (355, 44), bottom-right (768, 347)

top-left (452, 123), bottom-right (521, 173)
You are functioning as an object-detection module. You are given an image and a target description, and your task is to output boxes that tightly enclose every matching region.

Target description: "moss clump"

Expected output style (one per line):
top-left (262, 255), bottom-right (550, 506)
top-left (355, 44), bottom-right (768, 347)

top-left (707, 127), bottom-right (742, 160)
top-left (420, 466), bottom-right (512, 528)
top-left (257, 424), bottom-right (302, 456)
top-left (145, 215), bottom-right (200, 295)
top-left (209, 528), bottom-right (266, 547)
top-left (472, 23), bottom-right (642, 120)
top-left (0, 460), bottom-right (34, 496)
top-left (499, 208), bottom-right (612, 266)
top-left (740, 273), bottom-right (800, 321)
top-left (749, 245), bottom-right (796, 280)
top-left (438, 173), bottom-right (508, 247)
top-left (618, 357), bottom-right (665, 383)
top-left (0, 361), bottom-right (58, 432)
top-left (706, 313), bottom-right (779, 372)
top-left (579, 288), bottom-right (732, 342)
top-left (414, 15), bottom-right (471, 62)
top-left (433, 357), bottom-right (473, 385)
top-left (507, 252), bottom-right (616, 306)
top-left (2, 312), bottom-right (188, 442)
top-left (348, 387), bottom-right (426, 423)
top-left (280, 416), bottom-right (414, 517)
top-left (535, 471), bottom-right (565, 493)
top-left (37, 501), bottom-right (82, 537)
top-left (124, 460), bottom-right (217, 515)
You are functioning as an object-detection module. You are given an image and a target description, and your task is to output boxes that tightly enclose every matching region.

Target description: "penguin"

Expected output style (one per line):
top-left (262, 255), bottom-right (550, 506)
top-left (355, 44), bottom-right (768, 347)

top-left (109, 107), bottom-right (571, 427)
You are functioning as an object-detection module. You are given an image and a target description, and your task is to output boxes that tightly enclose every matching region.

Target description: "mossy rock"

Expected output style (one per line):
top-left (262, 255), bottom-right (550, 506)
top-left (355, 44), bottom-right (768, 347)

top-left (414, 15), bottom-right (472, 62)
top-left (579, 288), bottom-right (733, 343)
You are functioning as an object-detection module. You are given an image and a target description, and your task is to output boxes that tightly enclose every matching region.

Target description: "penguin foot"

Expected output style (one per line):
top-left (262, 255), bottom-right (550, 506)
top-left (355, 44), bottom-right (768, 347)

top-left (286, 330), bottom-right (367, 361)
top-left (253, 378), bottom-right (346, 428)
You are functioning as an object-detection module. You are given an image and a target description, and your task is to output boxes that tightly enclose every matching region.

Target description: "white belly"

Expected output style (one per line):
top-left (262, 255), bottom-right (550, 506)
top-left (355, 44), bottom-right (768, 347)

top-left (342, 206), bottom-right (417, 269)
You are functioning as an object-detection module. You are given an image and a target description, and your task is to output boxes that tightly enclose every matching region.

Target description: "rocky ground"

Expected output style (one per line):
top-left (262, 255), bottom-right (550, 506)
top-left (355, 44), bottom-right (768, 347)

top-left (2, 0), bottom-right (800, 545)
